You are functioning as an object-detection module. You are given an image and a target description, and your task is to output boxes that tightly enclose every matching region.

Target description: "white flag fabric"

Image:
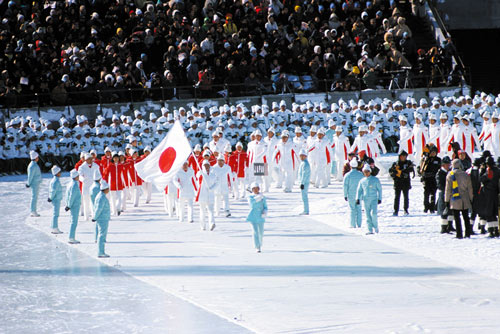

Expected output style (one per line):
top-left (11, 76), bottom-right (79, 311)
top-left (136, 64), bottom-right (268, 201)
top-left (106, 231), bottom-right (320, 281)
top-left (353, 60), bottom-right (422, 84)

top-left (135, 121), bottom-right (192, 190)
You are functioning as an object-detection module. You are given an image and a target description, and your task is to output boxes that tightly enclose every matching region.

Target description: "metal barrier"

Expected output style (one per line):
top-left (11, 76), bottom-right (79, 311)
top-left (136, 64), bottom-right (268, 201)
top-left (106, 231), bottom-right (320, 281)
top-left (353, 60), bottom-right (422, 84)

top-left (1, 76), bottom-right (470, 123)
top-left (1, 72), bottom-right (466, 111)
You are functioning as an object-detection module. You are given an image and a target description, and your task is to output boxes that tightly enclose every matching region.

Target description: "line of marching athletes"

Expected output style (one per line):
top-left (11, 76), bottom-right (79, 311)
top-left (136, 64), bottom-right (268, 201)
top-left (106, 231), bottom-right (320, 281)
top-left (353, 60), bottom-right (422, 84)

top-left (74, 147), bottom-right (153, 218)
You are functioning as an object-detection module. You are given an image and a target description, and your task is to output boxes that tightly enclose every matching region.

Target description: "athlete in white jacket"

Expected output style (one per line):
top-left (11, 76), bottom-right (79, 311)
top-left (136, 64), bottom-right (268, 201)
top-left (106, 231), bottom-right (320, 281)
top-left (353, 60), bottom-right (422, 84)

top-left (273, 130), bottom-right (299, 192)
top-left (212, 156), bottom-right (234, 217)
top-left (196, 161), bottom-right (217, 231)
top-left (78, 153), bottom-right (100, 221)
top-left (173, 162), bottom-right (197, 223)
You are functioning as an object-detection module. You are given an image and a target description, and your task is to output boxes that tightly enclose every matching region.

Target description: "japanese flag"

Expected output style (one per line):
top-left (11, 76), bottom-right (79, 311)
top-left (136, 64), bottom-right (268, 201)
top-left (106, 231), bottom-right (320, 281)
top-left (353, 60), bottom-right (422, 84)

top-left (135, 121), bottom-right (192, 190)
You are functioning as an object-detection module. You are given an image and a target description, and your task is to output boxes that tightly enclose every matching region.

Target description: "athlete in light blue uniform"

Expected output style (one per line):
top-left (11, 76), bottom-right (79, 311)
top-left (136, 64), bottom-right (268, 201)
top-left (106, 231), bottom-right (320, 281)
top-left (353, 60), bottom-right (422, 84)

top-left (93, 181), bottom-right (111, 258)
top-left (48, 165), bottom-right (63, 234)
top-left (356, 165), bottom-right (383, 234)
top-left (297, 149), bottom-right (311, 215)
top-left (246, 182), bottom-right (268, 253)
top-left (65, 169), bottom-right (82, 244)
top-left (90, 170), bottom-right (102, 242)
top-left (343, 159), bottom-right (363, 228)
top-left (26, 151), bottom-right (42, 217)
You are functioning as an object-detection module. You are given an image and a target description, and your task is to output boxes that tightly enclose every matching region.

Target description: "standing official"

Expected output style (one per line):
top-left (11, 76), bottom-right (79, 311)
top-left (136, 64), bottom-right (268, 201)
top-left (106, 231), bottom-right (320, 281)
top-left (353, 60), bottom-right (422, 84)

top-left (65, 169), bottom-right (82, 244)
top-left (297, 150), bottom-right (311, 215)
top-left (48, 165), bottom-right (63, 234)
top-left (27, 150), bottom-right (42, 217)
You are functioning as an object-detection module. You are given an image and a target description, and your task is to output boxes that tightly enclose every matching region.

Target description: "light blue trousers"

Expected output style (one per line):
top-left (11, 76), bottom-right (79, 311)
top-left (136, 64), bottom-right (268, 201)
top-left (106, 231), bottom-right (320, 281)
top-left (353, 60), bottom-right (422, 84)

top-left (30, 183), bottom-right (40, 213)
top-left (348, 197), bottom-right (362, 227)
top-left (69, 205), bottom-right (80, 240)
top-left (301, 184), bottom-right (309, 214)
top-left (51, 200), bottom-right (61, 229)
top-left (97, 219), bottom-right (109, 256)
top-left (364, 199), bottom-right (379, 232)
top-left (250, 221), bottom-right (264, 249)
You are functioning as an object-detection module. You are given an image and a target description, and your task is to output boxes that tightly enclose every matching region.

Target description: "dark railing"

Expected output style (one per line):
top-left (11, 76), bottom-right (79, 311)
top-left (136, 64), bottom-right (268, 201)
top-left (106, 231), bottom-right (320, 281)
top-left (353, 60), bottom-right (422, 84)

top-left (0, 72), bottom-right (466, 111)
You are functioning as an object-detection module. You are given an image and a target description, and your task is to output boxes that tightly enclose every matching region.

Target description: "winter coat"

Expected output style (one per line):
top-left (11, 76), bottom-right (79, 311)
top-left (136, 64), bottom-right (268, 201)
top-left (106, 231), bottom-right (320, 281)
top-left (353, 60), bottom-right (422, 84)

top-left (273, 141), bottom-right (299, 171)
top-left (174, 168), bottom-right (197, 199)
top-left (477, 167), bottom-right (500, 218)
top-left (78, 162), bottom-right (100, 193)
top-left (195, 170), bottom-right (216, 203)
top-left (93, 191), bottom-right (111, 222)
top-left (343, 169), bottom-right (363, 200)
top-left (49, 176), bottom-right (63, 202)
top-left (27, 161), bottom-right (42, 187)
top-left (229, 151), bottom-right (248, 178)
top-left (246, 194), bottom-right (268, 224)
top-left (419, 155), bottom-right (441, 185)
top-left (436, 167), bottom-right (448, 191)
top-left (65, 179), bottom-right (81, 210)
top-left (298, 159), bottom-right (311, 186)
top-left (104, 163), bottom-right (125, 191)
top-left (389, 159), bottom-right (415, 190)
top-left (90, 180), bottom-right (100, 204)
top-left (212, 164), bottom-right (234, 195)
top-left (445, 160), bottom-right (473, 210)
top-left (356, 176), bottom-right (382, 202)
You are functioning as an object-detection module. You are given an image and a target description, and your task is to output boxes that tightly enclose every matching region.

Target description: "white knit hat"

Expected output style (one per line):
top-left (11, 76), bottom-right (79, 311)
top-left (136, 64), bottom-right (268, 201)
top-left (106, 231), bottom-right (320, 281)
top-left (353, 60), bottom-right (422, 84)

top-left (51, 165), bottom-right (61, 176)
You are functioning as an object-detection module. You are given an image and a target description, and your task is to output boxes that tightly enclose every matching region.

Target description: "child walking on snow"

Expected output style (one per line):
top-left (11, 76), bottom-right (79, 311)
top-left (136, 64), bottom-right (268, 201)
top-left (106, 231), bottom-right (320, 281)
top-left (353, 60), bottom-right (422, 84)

top-left (246, 182), bottom-right (268, 253)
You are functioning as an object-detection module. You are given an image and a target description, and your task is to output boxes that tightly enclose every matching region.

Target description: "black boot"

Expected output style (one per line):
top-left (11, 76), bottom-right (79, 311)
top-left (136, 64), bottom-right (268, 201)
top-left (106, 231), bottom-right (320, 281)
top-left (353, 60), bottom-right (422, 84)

top-left (480, 225), bottom-right (487, 234)
top-left (488, 228), bottom-right (496, 238)
top-left (448, 222), bottom-right (456, 232)
top-left (495, 227), bottom-right (500, 238)
top-left (440, 225), bottom-right (448, 234)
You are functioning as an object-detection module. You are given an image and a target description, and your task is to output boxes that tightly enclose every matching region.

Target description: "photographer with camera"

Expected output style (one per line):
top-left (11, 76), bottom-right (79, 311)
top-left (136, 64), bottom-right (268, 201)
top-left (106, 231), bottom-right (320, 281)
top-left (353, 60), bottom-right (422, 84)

top-left (389, 150), bottom-right (415, 216)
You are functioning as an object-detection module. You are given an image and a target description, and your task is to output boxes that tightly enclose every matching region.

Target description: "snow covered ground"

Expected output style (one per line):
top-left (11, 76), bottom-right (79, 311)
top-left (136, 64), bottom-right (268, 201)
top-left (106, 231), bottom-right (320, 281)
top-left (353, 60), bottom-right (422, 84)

top-left (4, 156), bottom-right (500, 333)
top-left (0, 174), bottom-right (249, 334)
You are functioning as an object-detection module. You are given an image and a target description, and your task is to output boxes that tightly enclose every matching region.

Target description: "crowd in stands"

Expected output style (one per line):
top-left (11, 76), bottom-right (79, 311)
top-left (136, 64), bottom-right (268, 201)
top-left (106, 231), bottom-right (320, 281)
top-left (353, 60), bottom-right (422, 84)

top-left (0, 0), bottom-right (460, 108)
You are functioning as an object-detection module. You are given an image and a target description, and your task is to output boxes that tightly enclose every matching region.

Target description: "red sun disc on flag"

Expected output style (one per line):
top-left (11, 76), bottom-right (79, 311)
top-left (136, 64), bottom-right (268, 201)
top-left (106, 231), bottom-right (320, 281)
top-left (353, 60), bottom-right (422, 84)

top-left (159, 147), bottom-right (176, 173)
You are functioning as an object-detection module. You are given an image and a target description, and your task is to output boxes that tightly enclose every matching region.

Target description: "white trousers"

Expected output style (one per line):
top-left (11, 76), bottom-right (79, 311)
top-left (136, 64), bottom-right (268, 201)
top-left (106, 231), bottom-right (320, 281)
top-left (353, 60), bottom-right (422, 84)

top-left (214, 193), bottom-right (230, 216)
top-left (234, 177), bottom-right (246, 199)
top-left (81, 192), bottom-right (92, 221)
top-left (280, 167), bottom-right (294, 191)
top-left (178, 197), bottom-right (193, 222)
top-left (199, 201), bottom-right (215, 230)
top-left (121, 187), bottom-right (128, 211)
top-left (144, 182), bottom-right (152, 203)
top-left (163, 192), bottom-right (177, 217)
top-left (314, 163), bottom-right (329, 188)
top-left (132, 185), bottom-right (142, 207)
top-left (109, 190), bottom-right (122, 216)
top-left (335, 160), bottom-right (344, 181)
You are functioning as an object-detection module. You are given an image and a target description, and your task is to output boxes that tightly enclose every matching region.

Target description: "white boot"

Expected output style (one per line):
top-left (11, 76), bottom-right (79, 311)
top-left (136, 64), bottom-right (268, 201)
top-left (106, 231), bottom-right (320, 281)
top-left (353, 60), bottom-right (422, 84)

top-left (51, 228), bottom-right (63, 234)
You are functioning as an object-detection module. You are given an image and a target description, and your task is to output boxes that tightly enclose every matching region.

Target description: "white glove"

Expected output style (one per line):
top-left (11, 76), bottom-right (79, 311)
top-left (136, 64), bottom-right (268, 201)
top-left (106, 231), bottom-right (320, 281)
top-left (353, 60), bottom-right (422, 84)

top-left (262, 210), bottom-right (267, 217)
top-left (254, 194), bottom-right (263, 202)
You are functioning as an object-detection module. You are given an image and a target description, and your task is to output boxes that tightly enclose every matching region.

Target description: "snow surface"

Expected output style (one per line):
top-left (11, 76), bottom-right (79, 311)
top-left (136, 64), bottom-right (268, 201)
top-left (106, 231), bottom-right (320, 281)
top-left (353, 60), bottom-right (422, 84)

top-left (4, 155), bottom-right (500, 333)
top-left (0, 174), bottom-right (249, 334)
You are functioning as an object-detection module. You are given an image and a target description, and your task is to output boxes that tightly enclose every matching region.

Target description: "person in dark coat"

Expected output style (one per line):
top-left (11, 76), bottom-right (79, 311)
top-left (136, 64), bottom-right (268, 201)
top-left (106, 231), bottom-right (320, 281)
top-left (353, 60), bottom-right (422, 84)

top-left (418, 146), bottom-right (441, 213)
top-left (364, 157), bottom-right (380, 176)
top-left (436, 156), bottom-right (454, 233)
top-left (478, 157), bottom-right (500, 238)
top-left (445, 159), bottom-right (473, 239)
top-left (467, 158), bottom-right (483, 234)
top-left (389, 150), bottom-right (415, 216)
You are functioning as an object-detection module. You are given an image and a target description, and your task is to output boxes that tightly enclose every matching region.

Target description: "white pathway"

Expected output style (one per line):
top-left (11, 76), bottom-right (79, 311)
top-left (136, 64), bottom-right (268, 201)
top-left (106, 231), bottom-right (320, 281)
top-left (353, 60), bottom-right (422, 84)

top-left (20, 171), bottom-right (500, 334)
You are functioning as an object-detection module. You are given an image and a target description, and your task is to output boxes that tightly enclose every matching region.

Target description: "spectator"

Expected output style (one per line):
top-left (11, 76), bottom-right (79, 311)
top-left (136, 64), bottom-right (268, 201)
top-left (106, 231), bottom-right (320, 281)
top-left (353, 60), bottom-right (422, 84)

top-left (0, 0), bottom-right (457, 108)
